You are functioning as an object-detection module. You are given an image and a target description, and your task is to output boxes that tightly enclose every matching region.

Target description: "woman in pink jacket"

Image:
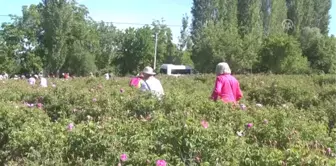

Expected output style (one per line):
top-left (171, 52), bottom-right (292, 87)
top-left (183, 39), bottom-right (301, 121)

top-left (210, 62), bottom-right (243, 104)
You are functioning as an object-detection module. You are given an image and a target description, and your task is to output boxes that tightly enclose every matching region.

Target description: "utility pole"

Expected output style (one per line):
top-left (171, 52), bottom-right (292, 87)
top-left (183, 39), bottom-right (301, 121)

top-left (154, 33), bottom-right (158, 70)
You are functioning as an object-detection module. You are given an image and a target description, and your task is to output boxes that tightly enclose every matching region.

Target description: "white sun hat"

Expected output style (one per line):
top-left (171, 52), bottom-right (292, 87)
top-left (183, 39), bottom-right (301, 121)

top-left (142, 66), bottom-right (156, 75)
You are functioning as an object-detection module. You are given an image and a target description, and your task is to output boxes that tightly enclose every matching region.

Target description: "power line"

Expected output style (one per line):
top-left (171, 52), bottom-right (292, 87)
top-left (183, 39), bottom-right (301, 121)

top-left (102, 21), bottom-right (181, 27)
top-left (0, 14), bottom-right (182, 27)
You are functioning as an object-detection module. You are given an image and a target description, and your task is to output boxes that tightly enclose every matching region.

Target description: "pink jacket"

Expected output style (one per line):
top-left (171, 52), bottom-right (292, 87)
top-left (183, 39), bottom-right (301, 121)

top-left (129, 77), bottom-right (142, 88)
top-left (211, 74), bottom-right (243, 103)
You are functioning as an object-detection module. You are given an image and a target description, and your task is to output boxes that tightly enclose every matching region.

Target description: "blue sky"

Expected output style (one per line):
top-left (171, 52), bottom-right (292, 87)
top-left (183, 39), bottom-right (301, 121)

top-left (0, 0), bottom-right (335, 43)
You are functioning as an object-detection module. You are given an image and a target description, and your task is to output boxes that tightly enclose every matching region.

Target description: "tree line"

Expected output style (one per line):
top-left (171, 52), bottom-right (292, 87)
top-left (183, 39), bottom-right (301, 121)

top-left (0, 0), bottom-right (335, 76)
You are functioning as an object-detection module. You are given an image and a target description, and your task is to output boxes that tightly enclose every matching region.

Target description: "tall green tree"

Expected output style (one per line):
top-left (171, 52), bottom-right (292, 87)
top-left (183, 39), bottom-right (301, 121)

top-left (191, 0), bottom-right (245, 72)
top-left (178, 14), bottom-right (192, 51)
top-left (60, 4), bottom-right (99, 75)
top-left (269, 0), bottom-right (287, 35)
top-left (311, 0), bottom-right (331, 35)
top-left (285, 0), bottom-right (304, 35)
top-left (177, 14), bottom-right (193, 66)
top-left (116, 26), bottom-right (155, 75)
top-left (1, 5), bottom-right (43, 74)
top-left (95, 22), bottom-right (121, 71)
top-left (152, 19), bottom-right (177, 67)
top-left (300, 0), bottom-right (331, 35)
top-left (300, 27), bottom-right (336, 73)
top-left (40, 0), bottom-right (74, 75)
top-left (237, 0), bottom-right (263, 73)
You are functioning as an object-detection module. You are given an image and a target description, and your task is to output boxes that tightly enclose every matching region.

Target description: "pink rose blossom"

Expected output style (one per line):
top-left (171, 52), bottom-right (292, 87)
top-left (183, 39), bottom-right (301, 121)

top-left (37, 103), bottom-right (43, 109)
top-left (195, 156), bottom-right (201, 163)
top-left (247, 123), bottom-right (253, 129)
top-left (120, 153), bottom-right (127, 162)
top-left (156, 160), bottom-right (167, 166)
top-left (67, 123), bottom-right (74, 131)
top-left (327, 147), bottom-right (332, 154)
top-left (201, 120), bottom-right (209, 129)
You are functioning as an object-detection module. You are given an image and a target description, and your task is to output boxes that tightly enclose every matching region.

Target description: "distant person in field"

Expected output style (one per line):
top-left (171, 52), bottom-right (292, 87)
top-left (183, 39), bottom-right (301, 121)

top-left (62, 73), bottom-right (69, 79)
top-left (28, 75), bottom-right (37, 85)
top-left (129, 72), bottom-right (143, 88)
top-left (40, 76), bottom-right (48, 87)
top-left (104, 73), bottom-right (110, 80)
top-left (3, 72), bottom-right (8, 79)
top-left (139, 66), bottom-right (164, 99)
top-left (210, 62), bottom-right (243, 104)
top-left (90, 72), bottom-right (95, 77)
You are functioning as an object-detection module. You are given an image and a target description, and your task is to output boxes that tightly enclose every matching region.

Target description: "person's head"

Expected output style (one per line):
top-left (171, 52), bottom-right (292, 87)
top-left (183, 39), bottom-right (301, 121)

top-left (142, 66), bottom-right (156, 79)
top-left (137, 72), bottom-right (144, 78)
top-left (215, 62), bottom-right (231, 76)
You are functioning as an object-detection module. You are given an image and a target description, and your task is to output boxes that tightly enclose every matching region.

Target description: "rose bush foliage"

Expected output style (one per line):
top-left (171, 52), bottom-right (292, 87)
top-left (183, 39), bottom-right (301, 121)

top-left (0, 74), bottom-right (335, 165)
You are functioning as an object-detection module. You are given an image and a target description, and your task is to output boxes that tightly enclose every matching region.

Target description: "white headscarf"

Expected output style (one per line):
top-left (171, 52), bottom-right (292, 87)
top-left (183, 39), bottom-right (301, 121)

top-left (215, 62), bottom-right (231, 75)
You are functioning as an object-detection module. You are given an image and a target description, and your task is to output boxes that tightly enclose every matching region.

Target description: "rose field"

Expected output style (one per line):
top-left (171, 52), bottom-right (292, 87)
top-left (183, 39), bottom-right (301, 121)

top-left (0, 74), bottom-right (335, 165)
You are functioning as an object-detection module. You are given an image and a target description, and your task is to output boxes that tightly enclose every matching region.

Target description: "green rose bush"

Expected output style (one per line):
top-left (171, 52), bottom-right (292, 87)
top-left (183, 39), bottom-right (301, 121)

top-left (0, 74), bottom-right (335, 165)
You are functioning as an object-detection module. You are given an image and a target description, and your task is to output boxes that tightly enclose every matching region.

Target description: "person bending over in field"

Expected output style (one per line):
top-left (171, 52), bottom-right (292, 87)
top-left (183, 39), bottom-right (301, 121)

top-left (210, 62), bottom-right (243, 104)
top-left (139, 66), bottom-right (164, 99)
top-left (28, 75), bottom-right (37, 85)
top-left (129, 72), bottom-right (143, 88)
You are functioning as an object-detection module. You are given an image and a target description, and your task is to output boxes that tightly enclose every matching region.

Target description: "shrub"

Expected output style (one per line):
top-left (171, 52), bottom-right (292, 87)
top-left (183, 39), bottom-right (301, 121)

top-left (0, 74), bottom-right (335, 165)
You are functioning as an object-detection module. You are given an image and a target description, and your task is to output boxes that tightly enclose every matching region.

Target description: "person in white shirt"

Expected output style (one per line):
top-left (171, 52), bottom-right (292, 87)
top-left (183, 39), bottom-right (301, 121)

top-left (3, 72), bottom-right (8, 79)
top-left (28, 76), bottom-right (36, 85)
top-left (40, 77), bottom-right (48, 87)
top-left (139, 66), bottom-right (164, 99)
top-left (104, 73), bottom-right (110, 80)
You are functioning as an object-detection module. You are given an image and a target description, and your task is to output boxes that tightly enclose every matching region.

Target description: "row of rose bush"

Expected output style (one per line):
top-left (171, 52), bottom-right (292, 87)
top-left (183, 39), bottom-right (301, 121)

top-left (0, 74), bottom-right (335, 165)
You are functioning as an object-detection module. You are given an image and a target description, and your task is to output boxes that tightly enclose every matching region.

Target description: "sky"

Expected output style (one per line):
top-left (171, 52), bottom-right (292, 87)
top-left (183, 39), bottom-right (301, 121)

top-left (0, 0), bottom-right (335, 44)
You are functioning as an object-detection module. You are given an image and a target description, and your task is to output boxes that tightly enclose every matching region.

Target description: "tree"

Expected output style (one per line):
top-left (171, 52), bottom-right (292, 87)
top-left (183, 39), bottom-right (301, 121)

top-left (237, 0), bottom-right (263, 73)
top-left (300, 27), bottom-right (336, 73)
top-left (178, 14), bottom-right (192, 51)
top-left (300, 0), bottom-right (331, 35)
top-left (60, 4), bottom-right (99, 75)
top-left (269, 0), bottom-right (287, 35)
top-left (0, 35), bottom-right (18, 74)
top-left (1, 5), bottom-right (43, 74)
top-left (40, 0), bottom-right (74, 75)
top-left (191, 0), bottom-right (241, 73)
top-left (152, 19), bottom-right (177, 67)
top-left (116, 26), bottom-right (155, 75)
top-left (177, 14), bottom-right (193, 66)
top-left (95, 22), bottom-right (121, 71)
top-left (258, 34), bottom-right (309, 74)
top-left (285, 0), bottom-right (304, 35)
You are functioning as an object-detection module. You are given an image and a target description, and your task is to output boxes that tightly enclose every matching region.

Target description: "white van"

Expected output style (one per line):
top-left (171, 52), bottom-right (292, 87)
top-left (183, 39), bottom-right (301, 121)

top-left (159, 64), bottom-right (194, 76)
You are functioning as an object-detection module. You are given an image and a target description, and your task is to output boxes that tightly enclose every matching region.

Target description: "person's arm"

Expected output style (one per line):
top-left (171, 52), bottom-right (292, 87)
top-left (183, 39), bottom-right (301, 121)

top-left (211, 77), bottom-right (223, 101)
top-left (139, 80), bottom-right (148, 91)
top-left (235, 81), bottom-right (243, 101)
top-left (157, 80), bottom-right (164, 95)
